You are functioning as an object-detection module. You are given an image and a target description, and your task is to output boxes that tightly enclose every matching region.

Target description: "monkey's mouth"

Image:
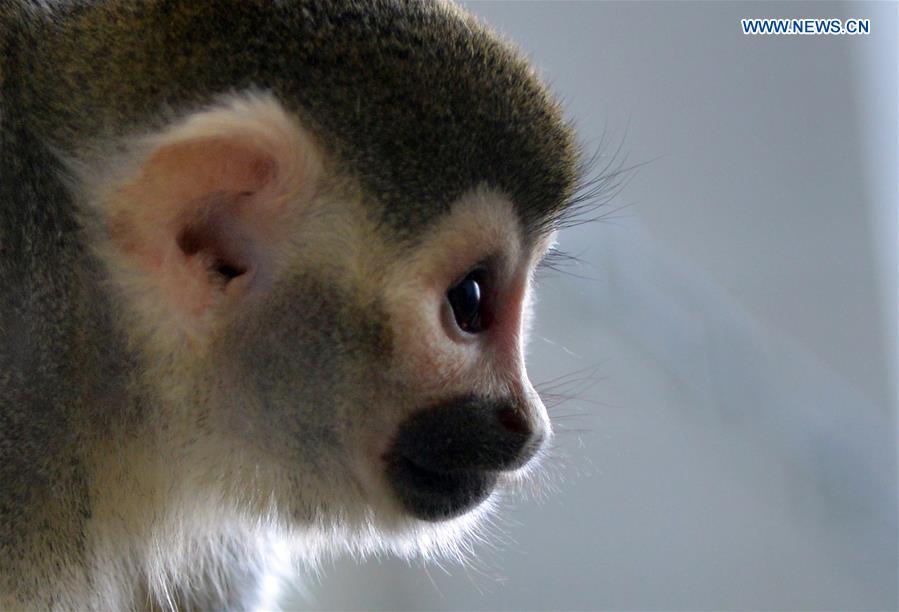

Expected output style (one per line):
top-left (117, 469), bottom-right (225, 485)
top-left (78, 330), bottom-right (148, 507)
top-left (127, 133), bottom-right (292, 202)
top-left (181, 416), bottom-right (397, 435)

top-left (386, 454), bottom-right (499, 522)
top-left (383, 395), bottom-right (543, 522)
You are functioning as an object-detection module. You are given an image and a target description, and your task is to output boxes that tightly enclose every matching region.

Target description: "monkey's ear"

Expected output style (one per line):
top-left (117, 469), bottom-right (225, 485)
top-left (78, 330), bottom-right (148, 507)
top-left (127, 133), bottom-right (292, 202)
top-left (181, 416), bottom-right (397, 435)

top-left (101, 93), bottom-right (322, 338)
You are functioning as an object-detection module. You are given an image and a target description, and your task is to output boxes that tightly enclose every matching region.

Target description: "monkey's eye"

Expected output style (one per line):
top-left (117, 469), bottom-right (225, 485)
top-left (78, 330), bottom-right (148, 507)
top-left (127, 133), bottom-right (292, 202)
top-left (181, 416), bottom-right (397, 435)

top-left (447, 268), bottom-right (489, 333)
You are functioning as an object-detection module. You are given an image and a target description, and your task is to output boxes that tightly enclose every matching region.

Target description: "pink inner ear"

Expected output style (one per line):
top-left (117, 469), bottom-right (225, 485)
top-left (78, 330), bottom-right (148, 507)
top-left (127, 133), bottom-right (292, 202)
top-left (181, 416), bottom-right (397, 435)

top-left (109, 139), bottom-right (281, 320)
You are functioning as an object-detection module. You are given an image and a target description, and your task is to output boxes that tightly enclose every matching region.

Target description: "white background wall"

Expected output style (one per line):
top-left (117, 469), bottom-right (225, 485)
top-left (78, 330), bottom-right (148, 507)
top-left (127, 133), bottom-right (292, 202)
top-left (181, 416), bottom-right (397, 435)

top-left (297, 2), bottom-right (898, 609)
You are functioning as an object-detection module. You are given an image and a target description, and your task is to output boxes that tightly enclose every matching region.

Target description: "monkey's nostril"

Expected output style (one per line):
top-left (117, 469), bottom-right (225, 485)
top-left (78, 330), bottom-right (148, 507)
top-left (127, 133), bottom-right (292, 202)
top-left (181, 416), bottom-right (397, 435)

top-left (496, 406), bottom-right (530, 436)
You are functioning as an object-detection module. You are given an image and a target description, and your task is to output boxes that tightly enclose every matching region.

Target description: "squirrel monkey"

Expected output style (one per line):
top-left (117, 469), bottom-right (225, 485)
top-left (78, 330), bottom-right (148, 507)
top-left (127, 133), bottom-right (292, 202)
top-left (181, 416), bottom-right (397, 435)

top-left (1, 0), bottom-right (581, 609)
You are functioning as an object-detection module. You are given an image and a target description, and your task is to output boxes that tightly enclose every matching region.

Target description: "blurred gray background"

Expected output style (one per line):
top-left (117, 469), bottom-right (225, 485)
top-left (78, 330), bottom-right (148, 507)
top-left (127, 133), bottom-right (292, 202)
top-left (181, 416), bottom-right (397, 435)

top-left (285, 2), bottom-right (898, 610)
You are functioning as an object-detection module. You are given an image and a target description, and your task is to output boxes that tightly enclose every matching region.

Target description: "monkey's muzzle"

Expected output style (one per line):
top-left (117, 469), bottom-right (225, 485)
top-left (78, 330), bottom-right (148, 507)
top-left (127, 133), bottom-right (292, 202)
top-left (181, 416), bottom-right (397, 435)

top-left (385, 396), bottom-right (543, 521)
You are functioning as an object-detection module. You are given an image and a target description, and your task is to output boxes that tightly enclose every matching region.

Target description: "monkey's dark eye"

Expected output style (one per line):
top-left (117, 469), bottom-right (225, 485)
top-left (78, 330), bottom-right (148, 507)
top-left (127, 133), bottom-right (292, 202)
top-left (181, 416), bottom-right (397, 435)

top-left (447, 269), bottom-right (488, 333)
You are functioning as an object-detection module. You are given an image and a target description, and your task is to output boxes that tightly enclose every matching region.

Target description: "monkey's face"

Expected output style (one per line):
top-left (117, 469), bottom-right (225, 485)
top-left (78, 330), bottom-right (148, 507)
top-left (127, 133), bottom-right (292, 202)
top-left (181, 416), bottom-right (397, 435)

top-left (84, 90), bottom-right (571, 557)
top-left (343, 188), bottom-right (553, 525)
top-left (216, 186), bottom-right (553, 542)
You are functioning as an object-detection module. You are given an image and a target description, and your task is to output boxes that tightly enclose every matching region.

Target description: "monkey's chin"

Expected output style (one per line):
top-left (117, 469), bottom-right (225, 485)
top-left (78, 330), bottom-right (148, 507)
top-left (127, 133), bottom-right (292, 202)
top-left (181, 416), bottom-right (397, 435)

top-left (348, 492), bottom-right (500, 563)
top-left (292, 473), bottom-right (508, 566)
top-left (269, 492), bottom-right (496, 571)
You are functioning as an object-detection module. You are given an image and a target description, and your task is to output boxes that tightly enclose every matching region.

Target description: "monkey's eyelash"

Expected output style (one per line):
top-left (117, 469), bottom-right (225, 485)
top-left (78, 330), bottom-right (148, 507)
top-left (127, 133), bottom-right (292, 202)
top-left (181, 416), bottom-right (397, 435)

top-left (537, 247), bottom-right (575, 271)
top-left (536, 247), bottom-right (597, 281)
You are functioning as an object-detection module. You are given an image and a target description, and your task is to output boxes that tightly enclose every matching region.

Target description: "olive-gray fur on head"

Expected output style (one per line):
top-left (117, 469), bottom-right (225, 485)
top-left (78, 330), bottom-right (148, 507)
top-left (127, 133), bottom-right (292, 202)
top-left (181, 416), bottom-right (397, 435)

top-left (11, 0), bottom-right (579, 238)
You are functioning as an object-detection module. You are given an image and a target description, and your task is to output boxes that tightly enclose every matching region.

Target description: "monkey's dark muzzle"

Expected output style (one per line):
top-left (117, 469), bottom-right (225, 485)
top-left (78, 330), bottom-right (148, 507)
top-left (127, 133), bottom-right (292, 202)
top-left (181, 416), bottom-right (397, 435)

top-left (386, 396), bottom-right (543, 522)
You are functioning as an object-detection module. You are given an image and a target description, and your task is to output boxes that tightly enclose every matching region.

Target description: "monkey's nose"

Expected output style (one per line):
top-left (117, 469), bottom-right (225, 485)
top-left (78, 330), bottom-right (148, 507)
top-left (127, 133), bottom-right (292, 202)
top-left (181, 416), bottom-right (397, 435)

top-left (385, 396), bottom-right (544, 522)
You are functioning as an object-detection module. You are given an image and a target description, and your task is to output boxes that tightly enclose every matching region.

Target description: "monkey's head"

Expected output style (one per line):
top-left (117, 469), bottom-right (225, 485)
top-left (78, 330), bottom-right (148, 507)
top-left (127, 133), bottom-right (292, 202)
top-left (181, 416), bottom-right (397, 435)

top-left (58, 0), bottom-right (579, 560)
